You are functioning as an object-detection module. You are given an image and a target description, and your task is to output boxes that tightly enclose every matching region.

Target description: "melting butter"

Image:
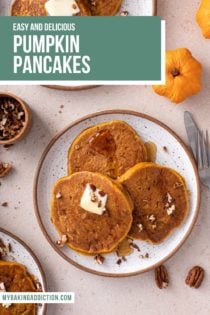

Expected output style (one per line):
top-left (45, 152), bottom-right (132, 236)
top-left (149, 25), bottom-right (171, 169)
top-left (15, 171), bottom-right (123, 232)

top-left (45, 0), bottom-right (80, 16)
top-left (80, 184), bottom-right (108, 215)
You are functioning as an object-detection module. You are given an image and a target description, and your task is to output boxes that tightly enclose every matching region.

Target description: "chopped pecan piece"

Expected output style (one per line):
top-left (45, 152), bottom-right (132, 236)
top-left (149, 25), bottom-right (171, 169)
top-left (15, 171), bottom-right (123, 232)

top-left (116, 258), bottom-right (122, 265)
top-left (36, 282), bottom-right (43, 292)
top-left (155, 265), bottom-right (169, 289)
top-left (0, 162), bottom-right (12, 178)
top-left (55, 192), bottom-right (62, 199)
top-left (94, 254), bottom-right (105, 265)
top-left (185, 266), bottom-right (204, 288)
top-left (0, 239), bottom-right (11, 260)
top-left (1, 202), bottom-right (8, 207)
top-left (56, 235), bottom-right (68, 248)
top-left (130, 243), bottom-right (141, 252)
top-left (120, 10), bottom-right (129, 16)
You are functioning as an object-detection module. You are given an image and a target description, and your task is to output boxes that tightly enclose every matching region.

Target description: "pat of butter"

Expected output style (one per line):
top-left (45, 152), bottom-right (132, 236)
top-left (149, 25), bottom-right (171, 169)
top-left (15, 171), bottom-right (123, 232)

top-left (45, 0), bottom-right (80, 16)
top-left (0, 282), bottom-right (12, 308)
top-left (80, 184), bottom-right (108, 215)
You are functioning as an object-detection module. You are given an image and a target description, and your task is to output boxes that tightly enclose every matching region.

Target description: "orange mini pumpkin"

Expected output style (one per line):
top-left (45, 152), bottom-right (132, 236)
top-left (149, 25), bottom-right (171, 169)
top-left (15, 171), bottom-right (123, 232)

top-left (153, 48), bottom-right (202, 104)
top-left (196, 0), bottom-right (210, 38)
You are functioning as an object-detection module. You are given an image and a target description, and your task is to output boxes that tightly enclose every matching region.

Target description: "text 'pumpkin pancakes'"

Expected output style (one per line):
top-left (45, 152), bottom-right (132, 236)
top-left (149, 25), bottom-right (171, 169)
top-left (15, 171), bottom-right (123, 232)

top-left (119, 162), bottom-right (189, 244)
top-left (0, 261), bottom-right (37, 315)
top-left (68, 120), bottom-right (147, 179)
top-left (51, 171), bottom-right (133, 255)
top-left (11, 0), bottom-right (122, 16)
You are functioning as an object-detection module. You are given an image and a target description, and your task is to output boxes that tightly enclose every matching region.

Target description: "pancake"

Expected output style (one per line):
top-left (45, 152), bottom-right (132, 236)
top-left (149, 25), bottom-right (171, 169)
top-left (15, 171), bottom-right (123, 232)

top-left (0, 261), bottom-right (37, 315)
top-left (11, 0), bottom-right (91, 16)
top-left (11, 0), bottom-right (122, 16)
top-left (89, 0), bottom-right (122, 16)
top-left (68, 120), bottom-right (147, 179)
top-left (119, 162), bottom-right (189, 244)
top-left (51, 171), bottom-right (133, 254)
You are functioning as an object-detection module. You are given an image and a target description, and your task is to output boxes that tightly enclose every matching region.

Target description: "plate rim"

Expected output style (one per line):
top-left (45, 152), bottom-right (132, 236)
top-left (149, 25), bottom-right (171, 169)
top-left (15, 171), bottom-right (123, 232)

top-left (33, 109), bottom-right (201, 278)
top-left (0, 227), bottom-right (47, 314)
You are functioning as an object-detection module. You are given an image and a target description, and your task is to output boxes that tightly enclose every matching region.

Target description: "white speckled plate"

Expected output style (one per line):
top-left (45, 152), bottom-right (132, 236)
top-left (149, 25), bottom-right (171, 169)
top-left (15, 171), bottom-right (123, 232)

top-left (34, 110), bottom-right (200, 277)
top-left (0, 228), bottom-right (47, 313)
top-left (44, 0), bottom-right (157, 91)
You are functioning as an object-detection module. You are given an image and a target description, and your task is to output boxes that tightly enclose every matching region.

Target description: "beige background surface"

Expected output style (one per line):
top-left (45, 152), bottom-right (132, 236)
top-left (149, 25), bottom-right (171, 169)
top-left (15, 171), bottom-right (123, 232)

top-left (1, 0), bottom-right (210, 314)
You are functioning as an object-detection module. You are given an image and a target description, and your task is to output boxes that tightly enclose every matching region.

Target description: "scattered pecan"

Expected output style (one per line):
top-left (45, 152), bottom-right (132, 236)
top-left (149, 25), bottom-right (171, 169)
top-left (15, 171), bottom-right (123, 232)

top-left (185, 266), bottom-right (204, 288)
top-left (55, 192), bottom-right (62, 199)
top-left (1, 202), bottom-right (8, 207)
top-left (36, 282), bottom-right (43, 292)
top-left (173, 182), bottom-right (183, 189)
top-left (120, 10), bottom-right (129, 16)
top-left (0, 162), bottom-right (12, 178)
top-left (155, 265), bottom-right (169, 289)
top-left (89, 184), bottom-right (96, 191)
top-left (139, 253), bottom-right (149, 259)
top-left (94, 254), bottom-right (105, 265)
top-left (90, 0), bottom-right (96, 6)
top-left (137, 223), bottom-right (143, 232)
top-left (56, 235), bottom-right (68, 248)
top-left (3, 144), bottom-right (14, 150)
top-left (148, 214), bottom-right (156, 222)
top-left (0, 239), bottom-right (11, 260)
top-left (130, 243), bottom-right (141, 252)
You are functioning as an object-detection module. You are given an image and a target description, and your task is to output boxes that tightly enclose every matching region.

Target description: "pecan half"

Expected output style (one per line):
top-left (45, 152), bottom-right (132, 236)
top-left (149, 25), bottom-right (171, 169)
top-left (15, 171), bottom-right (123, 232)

top-left (185, 266), bottom-right (204, 288)
top-left (94, 254), bottom-right (105, 265)
top-left (0, 162), bottom-right (12, 178)
top-left (155, 265), bottom-right (169, 289)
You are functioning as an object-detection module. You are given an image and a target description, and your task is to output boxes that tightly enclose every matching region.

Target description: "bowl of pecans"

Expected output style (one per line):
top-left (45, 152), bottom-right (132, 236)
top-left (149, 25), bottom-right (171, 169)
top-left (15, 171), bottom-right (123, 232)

top-left (0, 92), bottom-right (31, 145)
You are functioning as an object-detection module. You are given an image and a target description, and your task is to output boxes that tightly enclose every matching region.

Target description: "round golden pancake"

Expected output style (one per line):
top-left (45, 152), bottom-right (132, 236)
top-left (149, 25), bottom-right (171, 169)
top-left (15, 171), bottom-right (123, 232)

top-left (68, 120), bottom-right (147, 179)
top-left (119, 162), bottom-right (189, 244)
top-left (0, 261), bottom-right (37, 315)
top-left (51, 171), bottom-right (133, 254)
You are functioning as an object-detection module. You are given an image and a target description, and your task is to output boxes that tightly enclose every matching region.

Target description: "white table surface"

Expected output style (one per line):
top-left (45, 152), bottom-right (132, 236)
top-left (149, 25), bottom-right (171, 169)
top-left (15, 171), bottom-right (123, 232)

top-left (1, 0), bottom-right (210, 314)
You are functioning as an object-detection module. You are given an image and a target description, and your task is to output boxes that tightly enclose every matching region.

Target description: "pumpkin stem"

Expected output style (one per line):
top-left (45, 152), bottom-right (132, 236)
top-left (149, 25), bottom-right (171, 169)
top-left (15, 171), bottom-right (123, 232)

top-left (171, 68), bottom-right (180, 77)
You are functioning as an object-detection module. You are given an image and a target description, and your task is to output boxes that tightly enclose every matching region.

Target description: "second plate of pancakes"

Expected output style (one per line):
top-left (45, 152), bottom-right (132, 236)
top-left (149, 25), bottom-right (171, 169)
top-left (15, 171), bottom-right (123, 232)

top-left (34, 110), bottom-right (200, 277)
top-left (0, 228), bottom-right (47, 314)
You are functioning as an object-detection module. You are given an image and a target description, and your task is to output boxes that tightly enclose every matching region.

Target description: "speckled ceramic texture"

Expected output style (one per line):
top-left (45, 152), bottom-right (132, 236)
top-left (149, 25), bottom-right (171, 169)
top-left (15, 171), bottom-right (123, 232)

top-left (119, 0), bottom-right (156, 16)
top-left (34, 111), bottom-right (200, 276)
top-left (0, 229), bottom-right (46, 314)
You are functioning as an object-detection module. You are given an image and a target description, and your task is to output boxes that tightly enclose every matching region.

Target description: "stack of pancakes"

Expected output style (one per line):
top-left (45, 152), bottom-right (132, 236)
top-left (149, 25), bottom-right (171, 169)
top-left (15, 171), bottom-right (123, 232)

top-left (11, 0), bottom-right (122, 16)
top-left (51, 120), bottom-right (189, 255)
top-left (0, 261), bottom-right (38, 315)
